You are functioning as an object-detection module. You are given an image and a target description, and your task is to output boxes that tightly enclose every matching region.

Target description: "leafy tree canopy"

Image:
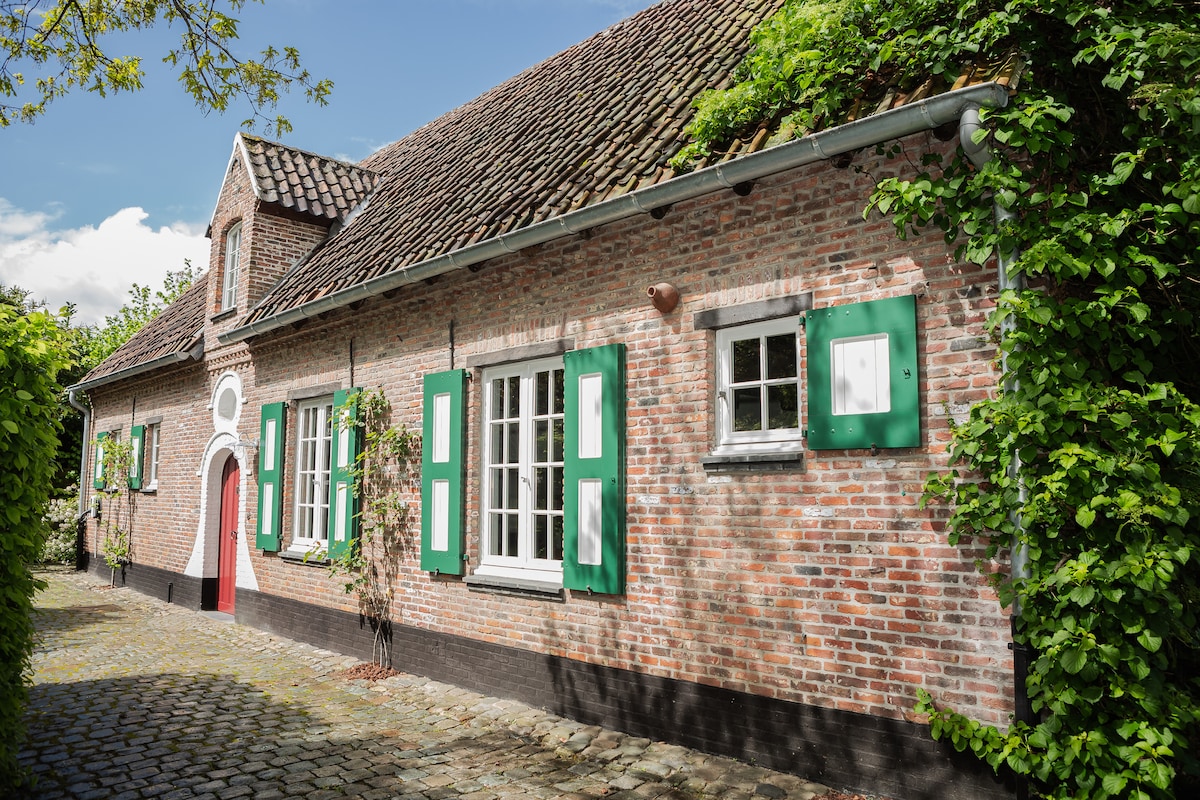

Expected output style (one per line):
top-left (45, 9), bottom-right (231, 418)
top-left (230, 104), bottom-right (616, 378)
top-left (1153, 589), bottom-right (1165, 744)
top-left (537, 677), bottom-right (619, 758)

top-left (681, 1), bottom-right (1199, 798)
top-left (0, 0), bottom-right (332, 134)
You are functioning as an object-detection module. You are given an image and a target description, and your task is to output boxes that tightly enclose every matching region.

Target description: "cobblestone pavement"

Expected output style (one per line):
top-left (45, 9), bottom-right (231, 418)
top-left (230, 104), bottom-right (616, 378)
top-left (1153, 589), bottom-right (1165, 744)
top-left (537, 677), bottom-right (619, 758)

top-left (19, 570), bottom-right (834, 800)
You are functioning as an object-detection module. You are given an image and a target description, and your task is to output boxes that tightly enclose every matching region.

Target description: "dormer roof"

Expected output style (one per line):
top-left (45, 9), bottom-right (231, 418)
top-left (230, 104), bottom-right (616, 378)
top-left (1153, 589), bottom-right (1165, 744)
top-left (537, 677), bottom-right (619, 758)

top-left (208, 133), bottom-right (379, 233)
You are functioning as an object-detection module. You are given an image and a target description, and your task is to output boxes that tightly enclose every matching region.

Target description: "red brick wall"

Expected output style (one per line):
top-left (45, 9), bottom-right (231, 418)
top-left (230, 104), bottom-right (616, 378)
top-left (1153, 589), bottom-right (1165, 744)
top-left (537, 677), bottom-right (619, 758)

top-left (85, 362), bottom-right (211, 577)
top-left (87, 131), bottom-right (1013, 731)
top-left (206, 148), bottom-right (330, 336)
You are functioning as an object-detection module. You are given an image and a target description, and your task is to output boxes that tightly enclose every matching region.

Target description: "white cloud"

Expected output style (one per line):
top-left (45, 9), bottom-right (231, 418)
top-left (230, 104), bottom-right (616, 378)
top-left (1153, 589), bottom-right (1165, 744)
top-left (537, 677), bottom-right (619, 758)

top-left (0, 200), bottom-right (210, 326)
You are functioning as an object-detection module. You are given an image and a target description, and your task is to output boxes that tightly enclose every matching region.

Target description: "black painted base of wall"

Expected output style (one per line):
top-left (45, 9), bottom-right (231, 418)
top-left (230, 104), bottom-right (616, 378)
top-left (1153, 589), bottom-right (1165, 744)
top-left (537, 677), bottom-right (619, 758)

top-left (83, 552), bottom-right (212, 611)
top-left (80, 557), bottom-right (1014, 800)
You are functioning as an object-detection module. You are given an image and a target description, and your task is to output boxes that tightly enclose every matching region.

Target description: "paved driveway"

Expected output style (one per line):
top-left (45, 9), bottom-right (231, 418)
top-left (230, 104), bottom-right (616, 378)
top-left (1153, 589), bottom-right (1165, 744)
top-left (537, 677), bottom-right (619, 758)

top-left (18, 570), bottom-right (833, 800)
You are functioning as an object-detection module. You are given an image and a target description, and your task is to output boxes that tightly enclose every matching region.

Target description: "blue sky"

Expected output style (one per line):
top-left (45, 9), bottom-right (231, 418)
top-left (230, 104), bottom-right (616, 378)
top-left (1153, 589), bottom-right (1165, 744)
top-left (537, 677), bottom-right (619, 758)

top-left (0, 0), bottom-right (657, 324)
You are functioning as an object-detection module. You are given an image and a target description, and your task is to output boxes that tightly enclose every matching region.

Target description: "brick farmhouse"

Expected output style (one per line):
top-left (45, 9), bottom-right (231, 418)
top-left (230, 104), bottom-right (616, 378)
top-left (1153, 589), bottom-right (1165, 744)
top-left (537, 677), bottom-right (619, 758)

top-left (71, 1), bottom-right (1021, 797)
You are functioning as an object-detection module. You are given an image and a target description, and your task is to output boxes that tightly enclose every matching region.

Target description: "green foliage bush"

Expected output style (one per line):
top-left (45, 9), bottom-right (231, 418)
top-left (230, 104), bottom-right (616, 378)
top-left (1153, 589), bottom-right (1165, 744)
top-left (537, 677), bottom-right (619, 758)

top-left (0, 304), bottom-right (68, 793)
top-left (682, 1), bottom-right (1200, 797)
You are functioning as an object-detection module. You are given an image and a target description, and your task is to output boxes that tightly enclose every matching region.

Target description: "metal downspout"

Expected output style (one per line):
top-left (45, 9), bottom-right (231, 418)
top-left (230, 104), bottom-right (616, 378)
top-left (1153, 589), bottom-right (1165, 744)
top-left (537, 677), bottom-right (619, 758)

top-left (961, 106), bottom-right (1035, 791)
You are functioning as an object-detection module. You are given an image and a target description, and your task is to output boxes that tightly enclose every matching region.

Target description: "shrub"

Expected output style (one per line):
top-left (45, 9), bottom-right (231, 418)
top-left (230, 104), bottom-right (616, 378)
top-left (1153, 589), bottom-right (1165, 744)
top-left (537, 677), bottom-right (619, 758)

top-left (39, 491), bottom-right (79, 565)
top-left (0, 304), bottom-right (68, 792)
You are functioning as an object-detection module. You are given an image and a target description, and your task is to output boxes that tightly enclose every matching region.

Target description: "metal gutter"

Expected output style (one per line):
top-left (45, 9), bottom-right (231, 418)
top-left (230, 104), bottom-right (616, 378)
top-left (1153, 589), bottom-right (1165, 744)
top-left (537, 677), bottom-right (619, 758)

top-left (220, 81), bottom-right (1011, 345)
top-left (68, 340), bottom-right (205, 393)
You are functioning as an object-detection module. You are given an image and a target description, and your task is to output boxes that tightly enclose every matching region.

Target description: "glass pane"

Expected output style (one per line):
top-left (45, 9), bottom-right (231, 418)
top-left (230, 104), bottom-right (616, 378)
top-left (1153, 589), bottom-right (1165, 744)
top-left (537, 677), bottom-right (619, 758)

top-left (506, 514), bottom-right (519, 556)
top-left (506, 375), bottom-right (520, 418)
top-left (551, 467), bottom-right (564, 511)
top-left (490, 378), bottom-right (504, 416)
top-left (552, 516), bottom-right (564, 561)
top-left (732, 338), bottom-right (761, 383)
top-left (489, 514), bottom-right (503, 556)
top-left (505, 467), bottom-right (520, 509)
top-left (490, 423), bottom-right (504, 467)
top-left (318, 435), bottom-right (331, 474)
top-left (534, 467), bottom-right (548, 511)
top-left (505, 421), bottom-right (519, 464)
top-left (732, 387), bottom-right (763, 431)
top-left (489, 467), bottom-right (504, 509)
top-left (534, 515), bottom-right (548, 560)
top-left (552, 368), bottom-right (565, 414)
top-left (536, 370), bottom-right (549, 416)
top-left (766, 333), bottom-right (797, 379)
top-left (552, 419), bottom-right (564, 462)
top-left (767, 383), bottom-right (799, 429)
top-left (535, 420), bottom-right (548, 462)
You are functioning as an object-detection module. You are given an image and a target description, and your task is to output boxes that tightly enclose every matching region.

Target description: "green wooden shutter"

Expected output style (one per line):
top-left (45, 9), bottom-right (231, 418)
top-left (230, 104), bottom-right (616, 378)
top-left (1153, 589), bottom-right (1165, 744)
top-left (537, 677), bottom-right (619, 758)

top-left (805, 295), bottom-right (920, 450)
top-left (255, 402), bottom-right (286, 551)
top-left (421, 370), bottom-right (467, 575)
top-left (93, 431), bottom-right (109, 490)
top-left (128, 425), bottom-right (145, 490)
top-left (563, 343), bottom-right (626, 595)
top-left (327, 388), bottom-right (362, 559)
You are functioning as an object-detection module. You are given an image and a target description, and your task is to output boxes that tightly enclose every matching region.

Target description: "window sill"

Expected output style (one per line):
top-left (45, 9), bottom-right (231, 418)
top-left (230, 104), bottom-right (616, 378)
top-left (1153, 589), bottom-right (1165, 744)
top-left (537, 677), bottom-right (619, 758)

top-left (701, 450), bottom-right (806, 472)
top-left (279, 548), bottom-right (330, 567)
top-left (210, 308), bottom-right (238, 323)
top-left (464, 573), bottom-right (564, 600)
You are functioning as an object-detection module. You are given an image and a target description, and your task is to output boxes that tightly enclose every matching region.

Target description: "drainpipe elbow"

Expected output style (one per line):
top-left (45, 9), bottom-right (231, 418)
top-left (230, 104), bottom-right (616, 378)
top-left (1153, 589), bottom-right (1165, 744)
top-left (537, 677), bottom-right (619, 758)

top-left (959, 104), bottom-right (991, 170)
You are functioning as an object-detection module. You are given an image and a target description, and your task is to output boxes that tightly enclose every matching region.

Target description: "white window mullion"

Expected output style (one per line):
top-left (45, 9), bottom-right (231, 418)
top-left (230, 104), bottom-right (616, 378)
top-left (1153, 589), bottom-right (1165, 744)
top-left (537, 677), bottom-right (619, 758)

top-left (517, 370), bottom-right (533, 566)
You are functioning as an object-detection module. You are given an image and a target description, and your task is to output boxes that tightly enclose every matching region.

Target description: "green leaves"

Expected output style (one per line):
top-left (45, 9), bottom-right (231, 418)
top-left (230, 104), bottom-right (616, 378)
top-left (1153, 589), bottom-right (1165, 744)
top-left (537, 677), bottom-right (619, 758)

top-left (1, 1), bottom-right (332, 135)
top-left (0, 303), bottom-right (69, 792)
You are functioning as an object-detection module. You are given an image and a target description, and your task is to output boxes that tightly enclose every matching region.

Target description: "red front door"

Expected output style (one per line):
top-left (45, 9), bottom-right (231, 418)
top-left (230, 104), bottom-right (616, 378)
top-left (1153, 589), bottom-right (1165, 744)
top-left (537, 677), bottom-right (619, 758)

top-left (217, 455), bottom-right (240, 613)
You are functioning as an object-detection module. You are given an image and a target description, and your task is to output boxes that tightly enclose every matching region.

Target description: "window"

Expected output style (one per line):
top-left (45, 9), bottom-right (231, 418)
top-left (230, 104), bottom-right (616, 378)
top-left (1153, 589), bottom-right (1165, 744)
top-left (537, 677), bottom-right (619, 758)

top-left (256, 391), bottom-right (359, 556)
top-left (92, 431), bottom-right (110, 490)
top-left (715, 317), bottom-right (802, 452)
top-left (222, 222), bottom-right (241, 310)
top-left (145, 423), bottom-right (161, 488)
top-left (291, 397), bottom-right (333, 550)
top-left (478, 357), bottom-right (566, 583)
top-left (128, 423), bottom-right (160, 492)
top-left (421, 344), bottom-right (627, 594)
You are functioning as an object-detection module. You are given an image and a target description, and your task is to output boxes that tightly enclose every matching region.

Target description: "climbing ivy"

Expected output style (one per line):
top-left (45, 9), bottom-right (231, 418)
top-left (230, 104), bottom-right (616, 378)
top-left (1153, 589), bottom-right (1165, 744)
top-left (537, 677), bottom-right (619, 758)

top-left (96, 437), bottom-right (135, 582)
top-left (679, 1), bottom-right (1200, 797)
top-left (326, 388), bottom-right (420, 667)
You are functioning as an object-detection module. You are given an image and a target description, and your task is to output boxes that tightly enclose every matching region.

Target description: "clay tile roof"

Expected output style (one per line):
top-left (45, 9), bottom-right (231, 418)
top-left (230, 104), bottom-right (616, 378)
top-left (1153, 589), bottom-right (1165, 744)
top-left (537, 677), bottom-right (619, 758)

top-left (77, 280), bottom-right (207, 388)
top-left (239, 134), bottom-right (378, 223)
top-left (244, 0), bottom-right (791, 324)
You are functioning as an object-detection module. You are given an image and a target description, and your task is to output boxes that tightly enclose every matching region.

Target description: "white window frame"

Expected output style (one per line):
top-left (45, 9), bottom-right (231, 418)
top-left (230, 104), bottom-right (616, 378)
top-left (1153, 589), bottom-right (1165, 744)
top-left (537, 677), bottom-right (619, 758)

top-left (221, 222), bottom-right (242, 310)
top-left (477, 356), bottom-right (565, 584)
top-left (715, 317), bottom-right (803, 453)
top-left (144, 423), bottom-right (160, 490)
top-left (289, 397), bottom-right (332, 554)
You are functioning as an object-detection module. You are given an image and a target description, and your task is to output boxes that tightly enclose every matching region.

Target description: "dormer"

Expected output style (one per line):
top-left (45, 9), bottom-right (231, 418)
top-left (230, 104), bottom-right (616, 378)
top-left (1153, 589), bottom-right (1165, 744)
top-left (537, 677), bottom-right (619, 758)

top-left (205, 133), bottom-right (379, 324)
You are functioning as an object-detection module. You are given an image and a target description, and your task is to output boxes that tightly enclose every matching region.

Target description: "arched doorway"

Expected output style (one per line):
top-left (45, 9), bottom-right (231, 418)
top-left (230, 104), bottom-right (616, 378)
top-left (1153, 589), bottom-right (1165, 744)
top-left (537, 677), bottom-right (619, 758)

top-left (217, 454), bottom-right (240, 613)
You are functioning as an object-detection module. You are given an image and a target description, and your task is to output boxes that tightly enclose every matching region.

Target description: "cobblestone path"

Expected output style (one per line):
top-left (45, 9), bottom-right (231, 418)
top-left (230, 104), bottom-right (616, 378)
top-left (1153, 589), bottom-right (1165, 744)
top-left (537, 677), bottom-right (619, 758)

top-left (19, 570), bottom-right (832, 800)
